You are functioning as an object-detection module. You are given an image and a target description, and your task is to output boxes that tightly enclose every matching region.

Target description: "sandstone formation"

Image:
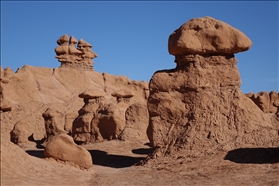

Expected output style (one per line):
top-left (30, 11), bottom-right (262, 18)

top-left (3, 62), bottom-right (148, 148)
top-left (72, 89), bottom-right (105, 144)
top-left (72, 88), bottom-right (135, 144)
top-left (42, 108), bottom-right (67, 143)
top-left (146, 16), bottom-right (279, 158)
top-left (119, 103), bottom-right (149, 142)
top-left (245, 91), bottom-right (279, 114)
top-left (44, 134), bottom-right (92, 169)
top-left (55, 34), bottom-right (98, 69)
top-left (112, 89), bottom-right (134, 103)
top-left (10, 119), bottom-right (34, 147)
top-left (168, 16), bottom-right (252, 56)
top-left (0, 68), bottom-right (13, 112)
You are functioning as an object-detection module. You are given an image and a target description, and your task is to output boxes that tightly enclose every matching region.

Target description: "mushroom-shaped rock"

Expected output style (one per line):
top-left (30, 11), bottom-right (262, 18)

top-left (111, 89), bottom-right (134, 98)
top-left (44, 134), bottom-right (92, 169)
top-left (78, 89), bottom-right (105, 99)
top-left (168, 16), bottom-right (252, 55)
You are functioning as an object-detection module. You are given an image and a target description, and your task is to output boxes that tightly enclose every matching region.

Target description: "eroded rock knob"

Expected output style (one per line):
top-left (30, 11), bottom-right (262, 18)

top-left (168, 16), bottom-right (252, 55)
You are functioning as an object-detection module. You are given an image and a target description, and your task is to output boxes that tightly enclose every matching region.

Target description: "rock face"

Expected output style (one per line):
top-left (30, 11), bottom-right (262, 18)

top-left (44, 134), bottom-right (92, 169)
top-left (147, 16), bottom-right (279, 157)
top-left (119, 103), bottom-right (149, 142)
top-left (2, 62), bottom-right (148, 147)
top-left (246, 91), bottom-right (279, 114)
top-left (0, 68), bottom-right (13, 112)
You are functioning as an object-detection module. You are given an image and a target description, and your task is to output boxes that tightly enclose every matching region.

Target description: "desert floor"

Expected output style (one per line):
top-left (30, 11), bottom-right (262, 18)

top-left (1, 138), bottom-right (279, 186)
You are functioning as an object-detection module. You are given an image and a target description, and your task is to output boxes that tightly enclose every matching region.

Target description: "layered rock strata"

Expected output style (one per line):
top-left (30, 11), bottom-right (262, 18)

top-left (147, 16), bottom-right (279, 158)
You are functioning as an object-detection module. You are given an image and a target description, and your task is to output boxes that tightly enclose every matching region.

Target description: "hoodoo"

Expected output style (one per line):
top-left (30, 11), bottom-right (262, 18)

top-left (147, 16), bottom-right (279, 158)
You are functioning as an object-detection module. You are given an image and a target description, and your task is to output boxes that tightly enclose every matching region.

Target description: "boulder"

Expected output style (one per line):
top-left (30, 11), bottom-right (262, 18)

top-left (119, 103), bottom-right (149, 142)
top-left (168, 16), bottom-right (252, 56)
top-left (44, 134), bottom-right (92, 169)
top-left (10, 119), bottom-right (34, 146)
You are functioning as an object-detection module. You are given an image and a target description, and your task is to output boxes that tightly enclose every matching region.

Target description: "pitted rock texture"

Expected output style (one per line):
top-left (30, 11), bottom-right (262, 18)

top-left (147, 17), bottom-right (278, 158)
top-left (119, 103), bottom-right (149, 142)
top-left (168, 16), bottom-right (252, 56)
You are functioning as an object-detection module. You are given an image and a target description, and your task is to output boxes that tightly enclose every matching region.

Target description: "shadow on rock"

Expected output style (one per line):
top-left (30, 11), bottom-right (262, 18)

top-left (26, 150), bottom-right (44, 158)
top-left (88, 150), bottom-right (145, 168)
top-left (224, 147), bottom-right (279, 164)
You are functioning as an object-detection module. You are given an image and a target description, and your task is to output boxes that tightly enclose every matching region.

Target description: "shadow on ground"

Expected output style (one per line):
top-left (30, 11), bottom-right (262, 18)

top-left (224, 147), bottom-right (279, 164)
top-left (88, 150), bottom-right (145, 168)
top-left (132, 148), bottom-right (153, 155)
top-left (26, 150), bottom-right (44, 158)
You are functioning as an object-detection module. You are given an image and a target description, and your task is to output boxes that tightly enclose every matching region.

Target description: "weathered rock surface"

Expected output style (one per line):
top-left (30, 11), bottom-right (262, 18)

top-left (55, 34), bottom-right (98, 70)
top-left (44, 134), bottom-right (92, 169)
top-left (2, 64), bottom-right (148, 147)
top-left (246, 91), bottom-right (279, 114)
top-left (147, 16), bottom-right (279, 158)
top-left (0, 69), bottom-right (13, 112)
top-left (168, 16), bottom-right (252, 56)
top-left (42, 108), bottom-right (67, 143)
top-left (119, 103), bottom-right (149, 142)
top-left (10, 119), bottom-right (34, 147)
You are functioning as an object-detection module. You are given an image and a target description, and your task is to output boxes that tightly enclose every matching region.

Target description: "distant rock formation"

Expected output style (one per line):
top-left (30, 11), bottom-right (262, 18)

top-left (72, 88), bottom-right (135, 144)
top-left (2, 64), bottom-right (148, 148)
top-left (146, 16), bottom-right (279, 158)
top-left (44, 134), bottom-right (92, 169)
top-left (55, 34), bottom-right (98, 69)
top-left (246, 91), bottom-right (279, 114)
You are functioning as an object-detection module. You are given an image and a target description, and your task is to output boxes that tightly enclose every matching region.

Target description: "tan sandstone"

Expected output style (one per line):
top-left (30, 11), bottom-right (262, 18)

top-left (168, 16), bottom-right (252, 56)
top-left (44, 134), bottom-right (92, 169)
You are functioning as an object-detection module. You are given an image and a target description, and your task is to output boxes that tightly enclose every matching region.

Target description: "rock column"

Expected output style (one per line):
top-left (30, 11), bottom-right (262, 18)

top-left (147, 17), bottom-right (279, 157)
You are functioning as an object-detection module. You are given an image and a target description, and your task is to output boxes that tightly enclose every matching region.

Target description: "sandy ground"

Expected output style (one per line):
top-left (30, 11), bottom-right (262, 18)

top-left (1, 138), bottom-right (279, 186)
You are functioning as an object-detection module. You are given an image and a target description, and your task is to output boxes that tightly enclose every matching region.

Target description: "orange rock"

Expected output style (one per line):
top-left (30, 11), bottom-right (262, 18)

top-left (168, 16), bottom-right (252, 56)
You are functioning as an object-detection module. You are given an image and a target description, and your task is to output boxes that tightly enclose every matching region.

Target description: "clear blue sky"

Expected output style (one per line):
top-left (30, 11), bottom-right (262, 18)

top-left (1, 1), bottom-right (278, 94)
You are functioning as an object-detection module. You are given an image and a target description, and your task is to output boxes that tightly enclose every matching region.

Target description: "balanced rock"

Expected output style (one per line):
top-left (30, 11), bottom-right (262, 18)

top-left (168, 16), bottom-right (252, 56)
top-left (55, 34), bottom-right (98, 70)
top-left (72, 90), bottom-right (103, 144)
top-left (147, 17), bottom-right (278, 158)
top-left (44, 134), bottom-right (92, 169)
top-left (111, 89), bottom-right (134, 103)
top-left (78, 89), bottom-right (105, 99)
